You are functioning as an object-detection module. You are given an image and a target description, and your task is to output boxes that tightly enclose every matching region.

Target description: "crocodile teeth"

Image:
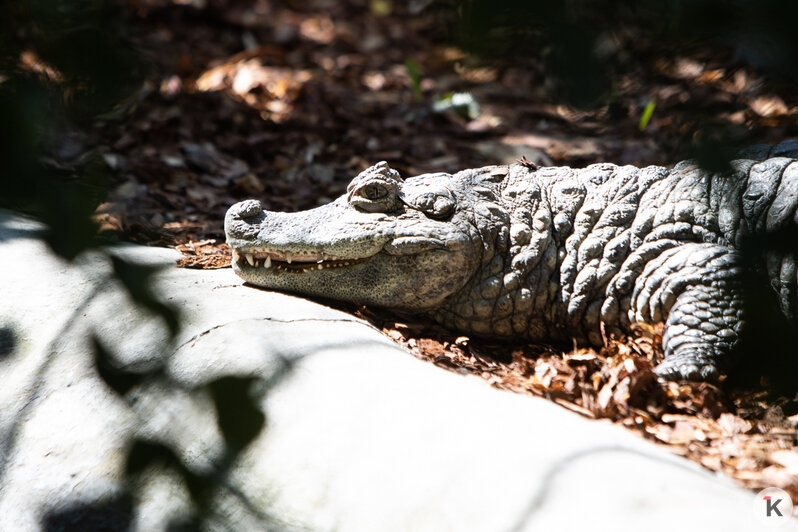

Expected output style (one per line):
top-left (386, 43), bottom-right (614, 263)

top-left (230, 246), bottom-right (369, 271)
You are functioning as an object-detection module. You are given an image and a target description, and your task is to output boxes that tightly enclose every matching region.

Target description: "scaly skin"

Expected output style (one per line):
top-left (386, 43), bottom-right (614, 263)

top-left (225, 141), bottom-right (798, 381)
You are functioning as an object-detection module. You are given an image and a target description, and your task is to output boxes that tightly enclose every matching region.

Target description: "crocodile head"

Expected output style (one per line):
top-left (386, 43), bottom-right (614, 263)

top-left (225, 161), bottom-right (508, 310)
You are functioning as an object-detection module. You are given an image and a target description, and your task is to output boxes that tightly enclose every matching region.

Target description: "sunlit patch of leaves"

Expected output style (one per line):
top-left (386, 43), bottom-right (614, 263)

top-left (433, 91), bottom-right (480, 120)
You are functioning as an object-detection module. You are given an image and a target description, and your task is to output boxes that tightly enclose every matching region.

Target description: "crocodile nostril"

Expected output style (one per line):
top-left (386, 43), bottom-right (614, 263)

top-left (235, 199), bottom-right (262, 218)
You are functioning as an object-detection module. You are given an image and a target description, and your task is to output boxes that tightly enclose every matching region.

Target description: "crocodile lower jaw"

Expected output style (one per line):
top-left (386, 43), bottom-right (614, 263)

top-left (231, 248), bottom-right (369, 273)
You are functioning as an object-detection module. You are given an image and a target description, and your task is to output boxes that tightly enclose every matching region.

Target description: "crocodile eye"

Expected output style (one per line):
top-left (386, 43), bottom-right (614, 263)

top-left (349, 178), bottom-right (400, 212)
top-left (361, 182), bottom-right (389, 200)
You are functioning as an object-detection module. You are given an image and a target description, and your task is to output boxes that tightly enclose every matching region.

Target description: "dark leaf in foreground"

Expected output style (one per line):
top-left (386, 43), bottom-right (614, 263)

top-left (42, 492), bottom-right (134, 532)
top-left (0, 326), bottom-right (17, 360)
top-left (207, 376), bottom-right (266, 452)
top-left (110, 255), bottom-right (181, 336)
top-left (92, 335), bottom-right (148, 396)
top-left (126, 440), bottom-right (208, 508)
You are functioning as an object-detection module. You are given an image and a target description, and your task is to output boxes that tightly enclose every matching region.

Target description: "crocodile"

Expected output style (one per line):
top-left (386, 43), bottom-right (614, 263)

top-left (224, 140), bottom-right (798, 382)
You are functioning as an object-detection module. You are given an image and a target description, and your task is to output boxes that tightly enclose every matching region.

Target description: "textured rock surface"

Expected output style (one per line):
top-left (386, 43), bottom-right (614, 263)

top-left (226, 141), bottom-right (798, 382)
top-left (2, 209), bottom-right (792, 531)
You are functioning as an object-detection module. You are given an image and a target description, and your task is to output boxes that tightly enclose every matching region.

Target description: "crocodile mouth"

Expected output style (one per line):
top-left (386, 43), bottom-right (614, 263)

top-left (231, 248), bottom-right (370, 273)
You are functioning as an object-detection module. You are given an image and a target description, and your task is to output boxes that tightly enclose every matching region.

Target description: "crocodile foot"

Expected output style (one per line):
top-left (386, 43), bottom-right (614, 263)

top-left (654, 352), bottom-right (721, 382)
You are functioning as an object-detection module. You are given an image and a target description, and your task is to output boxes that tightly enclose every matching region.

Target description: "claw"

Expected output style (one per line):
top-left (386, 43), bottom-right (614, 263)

top-left (654, 359), bottom-right (720, 382)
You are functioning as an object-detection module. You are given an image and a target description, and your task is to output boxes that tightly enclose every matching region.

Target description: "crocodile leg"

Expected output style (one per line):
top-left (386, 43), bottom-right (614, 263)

top-left (630, 243), bottom-right (744, 381)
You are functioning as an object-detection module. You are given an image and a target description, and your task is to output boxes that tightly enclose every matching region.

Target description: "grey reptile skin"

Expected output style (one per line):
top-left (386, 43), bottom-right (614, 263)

top-left (225, 140), bottom-right (798, 382)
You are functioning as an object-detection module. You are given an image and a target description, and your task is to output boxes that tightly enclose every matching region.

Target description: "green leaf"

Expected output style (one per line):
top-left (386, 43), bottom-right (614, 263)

top-left (638, 99), bottom-right (656, 131)
top-left (404, 59), bottom-right (423, 100)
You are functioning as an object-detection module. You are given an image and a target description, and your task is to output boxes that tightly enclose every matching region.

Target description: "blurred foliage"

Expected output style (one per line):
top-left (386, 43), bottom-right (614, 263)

top-left (93, 334), bottom-right (150, 396)
top-left (0, 0), bottom-right (145, 260)
top-left (96, 350), bottom-right (286, 527)
top-left (0, 3), bottom-right (280, 527)
top-left (370, 0), bottom-right (395, 17)
top-left (43, 492), bottom-right (134, 532)
top-left (0, 0), bottom-right (145, 121)
top-left (91, 324), bottom-right (283, 527)
top-left (209, 376), bottom-right (267, 452)
top-left (110, 256), bottom-right (182, 335)
top-left (0, 327), bottom-right (16, 361)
